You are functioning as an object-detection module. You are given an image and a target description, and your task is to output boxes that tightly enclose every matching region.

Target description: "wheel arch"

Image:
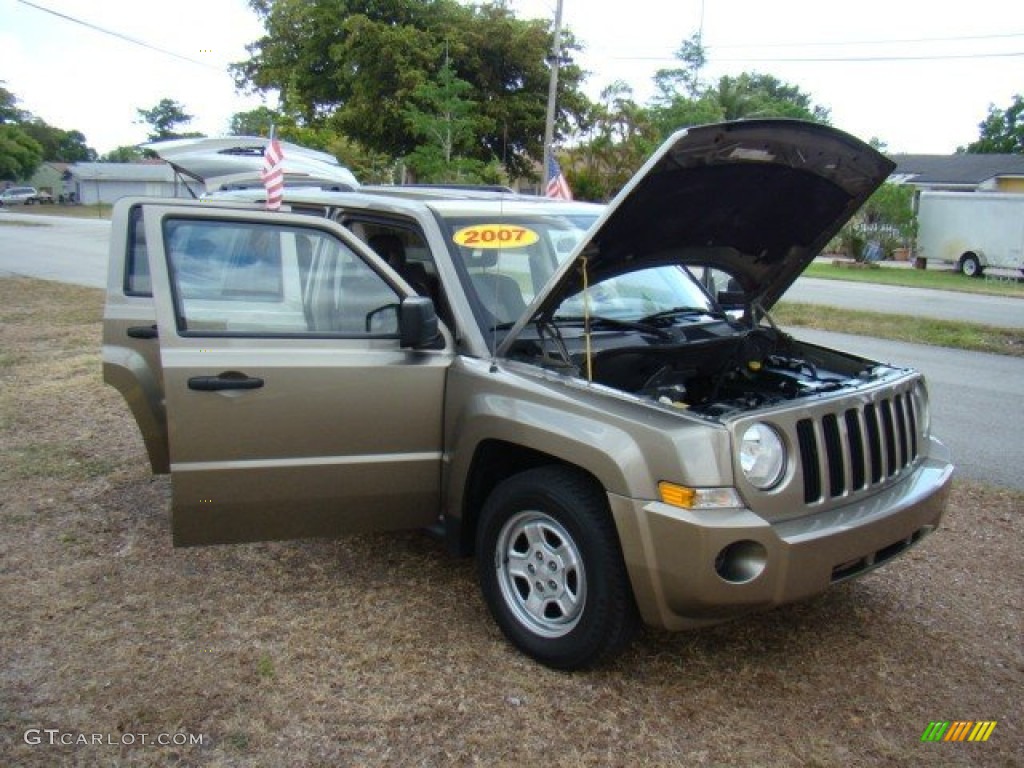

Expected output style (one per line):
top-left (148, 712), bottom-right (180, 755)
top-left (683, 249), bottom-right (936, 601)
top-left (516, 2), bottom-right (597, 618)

top-left (449, 438), bottom-right (620, 557)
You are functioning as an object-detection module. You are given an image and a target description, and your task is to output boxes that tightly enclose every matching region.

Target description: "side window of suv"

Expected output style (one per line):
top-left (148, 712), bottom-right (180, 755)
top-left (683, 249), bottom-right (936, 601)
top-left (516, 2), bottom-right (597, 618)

top-left (125, 206), bottom-right (151, 296)
top-left (161, 218), bottom-right (400, 337)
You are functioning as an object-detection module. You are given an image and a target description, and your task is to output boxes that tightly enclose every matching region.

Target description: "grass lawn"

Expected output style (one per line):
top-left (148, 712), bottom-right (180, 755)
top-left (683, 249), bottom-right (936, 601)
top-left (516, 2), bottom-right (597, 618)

top-left (4, 203), bottom-right (112, 219)
top-left (806, 261), bottom-right (1024, 298)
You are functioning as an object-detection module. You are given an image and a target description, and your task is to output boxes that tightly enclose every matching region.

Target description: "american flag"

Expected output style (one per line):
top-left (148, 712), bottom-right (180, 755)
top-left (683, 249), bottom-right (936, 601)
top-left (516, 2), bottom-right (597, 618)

top-left (260, 136), bottom-right (284, 211)
top-left (545, 154), bottom-right (573, 200)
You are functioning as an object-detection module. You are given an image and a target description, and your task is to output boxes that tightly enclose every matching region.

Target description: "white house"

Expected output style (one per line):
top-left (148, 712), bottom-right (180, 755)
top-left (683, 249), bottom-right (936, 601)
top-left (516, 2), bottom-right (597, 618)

top-left (68, 162), bottom-right (200, 204)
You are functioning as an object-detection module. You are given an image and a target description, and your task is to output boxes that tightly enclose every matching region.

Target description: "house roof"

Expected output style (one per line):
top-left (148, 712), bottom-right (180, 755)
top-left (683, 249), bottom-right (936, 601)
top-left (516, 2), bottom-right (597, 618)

top-left (888, 153), bottom-right (1024, 186)
top-left (70, 162), bottom-right (177, 182)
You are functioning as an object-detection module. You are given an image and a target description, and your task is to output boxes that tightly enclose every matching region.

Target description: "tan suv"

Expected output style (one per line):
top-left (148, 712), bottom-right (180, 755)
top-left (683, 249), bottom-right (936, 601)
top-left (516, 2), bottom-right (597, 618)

top-left (103, 121), bottom-right (952, 669)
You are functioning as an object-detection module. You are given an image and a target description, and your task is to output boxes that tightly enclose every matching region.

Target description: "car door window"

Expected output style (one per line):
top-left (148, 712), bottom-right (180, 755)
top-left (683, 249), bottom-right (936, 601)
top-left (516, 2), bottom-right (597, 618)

top-left (162, 218), bottom-right (399, 336)
top-left (125, 206), bottom-right (151, 296)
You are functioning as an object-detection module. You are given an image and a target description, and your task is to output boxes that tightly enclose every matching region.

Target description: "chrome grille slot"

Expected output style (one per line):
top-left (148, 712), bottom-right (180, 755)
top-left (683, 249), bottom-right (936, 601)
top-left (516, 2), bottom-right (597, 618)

top-left (822, 414), bottom-right (844, 498)
top-left (797, 419), bottom-right (821, 503)
top-left (795, 389), bottom-right (920, 506)
top-left (880, 399), bottom-right (897, 476)
top-left (844, 408), bottom-right (866, 490)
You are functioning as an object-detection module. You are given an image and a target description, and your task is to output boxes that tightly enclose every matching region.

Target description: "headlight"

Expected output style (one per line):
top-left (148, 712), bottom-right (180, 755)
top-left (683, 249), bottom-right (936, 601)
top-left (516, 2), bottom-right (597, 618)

top-left (740, 423), bottom-right (786, 489)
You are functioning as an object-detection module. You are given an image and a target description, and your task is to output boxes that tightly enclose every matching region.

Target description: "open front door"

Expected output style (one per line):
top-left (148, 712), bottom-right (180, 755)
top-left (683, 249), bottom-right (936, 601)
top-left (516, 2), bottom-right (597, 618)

top-left (142, 204), bottom-right (450, 545)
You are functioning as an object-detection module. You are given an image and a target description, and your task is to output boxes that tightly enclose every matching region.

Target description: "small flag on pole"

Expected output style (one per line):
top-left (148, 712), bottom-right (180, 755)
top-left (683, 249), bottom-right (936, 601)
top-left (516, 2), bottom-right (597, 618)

top-left (545, 154), bottom-right (573, 200)
top-left (261, 132), bottom-right (284, 211)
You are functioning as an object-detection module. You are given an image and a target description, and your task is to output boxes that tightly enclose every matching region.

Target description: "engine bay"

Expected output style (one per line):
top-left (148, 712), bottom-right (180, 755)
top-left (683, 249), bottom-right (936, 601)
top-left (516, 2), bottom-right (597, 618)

top-left (508, 318), bottom-right (900, 420)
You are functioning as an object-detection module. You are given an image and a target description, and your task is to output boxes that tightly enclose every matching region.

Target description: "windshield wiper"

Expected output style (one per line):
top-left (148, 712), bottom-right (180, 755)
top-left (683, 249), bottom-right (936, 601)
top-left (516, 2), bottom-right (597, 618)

top-left (553, 314), bottom-right (674, 340)
top-left (639, 306), bottom-right (725, 324)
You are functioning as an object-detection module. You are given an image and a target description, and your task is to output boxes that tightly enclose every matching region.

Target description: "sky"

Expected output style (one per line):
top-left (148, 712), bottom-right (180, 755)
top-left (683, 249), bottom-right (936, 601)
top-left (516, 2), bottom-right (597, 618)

top-left (2, 0), bottom-right (1022, 157)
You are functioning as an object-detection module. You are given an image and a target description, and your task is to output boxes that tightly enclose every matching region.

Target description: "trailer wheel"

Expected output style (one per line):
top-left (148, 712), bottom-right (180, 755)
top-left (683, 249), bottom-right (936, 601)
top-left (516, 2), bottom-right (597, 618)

top-left (959, 253), bottom-right (982, 278)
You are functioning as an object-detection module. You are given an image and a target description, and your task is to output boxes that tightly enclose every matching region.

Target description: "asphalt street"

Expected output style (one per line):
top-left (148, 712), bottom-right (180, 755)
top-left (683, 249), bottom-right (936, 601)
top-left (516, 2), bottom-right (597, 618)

top-left (0, 211), bottom-right (109, 288)
top-left (2, 210), bottom-right (1022, 489)
top-left (787, 276), bottom-right (1024, 330)
top-left (793, 328), bottom-right (1024, 491)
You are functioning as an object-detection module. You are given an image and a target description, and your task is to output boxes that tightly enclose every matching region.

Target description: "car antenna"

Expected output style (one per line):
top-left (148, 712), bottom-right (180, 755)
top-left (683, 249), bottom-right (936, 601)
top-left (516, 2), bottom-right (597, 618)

top-left (489, 194), bottom-right (505, 372)
top-left (581, 255), bottom-right (594, 383)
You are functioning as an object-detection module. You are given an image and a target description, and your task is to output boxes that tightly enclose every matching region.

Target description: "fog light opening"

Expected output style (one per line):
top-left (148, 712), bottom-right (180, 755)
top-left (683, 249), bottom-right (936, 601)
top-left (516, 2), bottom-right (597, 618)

top-left (714, 540), bottom-right (767, 584)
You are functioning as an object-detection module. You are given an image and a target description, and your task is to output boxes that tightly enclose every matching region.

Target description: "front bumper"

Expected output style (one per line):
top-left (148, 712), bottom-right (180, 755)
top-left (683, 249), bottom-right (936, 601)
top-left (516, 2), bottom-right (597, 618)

top-left (609, 438), bottom-right (953, 631)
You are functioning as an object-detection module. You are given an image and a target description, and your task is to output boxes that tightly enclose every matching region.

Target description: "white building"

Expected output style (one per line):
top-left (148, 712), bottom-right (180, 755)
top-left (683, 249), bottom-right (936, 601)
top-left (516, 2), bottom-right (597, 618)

top-left (68, 162), bottom-right (199, 205)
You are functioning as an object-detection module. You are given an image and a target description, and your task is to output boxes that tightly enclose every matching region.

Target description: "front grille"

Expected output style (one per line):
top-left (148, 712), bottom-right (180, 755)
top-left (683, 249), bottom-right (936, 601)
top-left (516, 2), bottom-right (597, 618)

top-left (797, 390), bottom-right (920, 504)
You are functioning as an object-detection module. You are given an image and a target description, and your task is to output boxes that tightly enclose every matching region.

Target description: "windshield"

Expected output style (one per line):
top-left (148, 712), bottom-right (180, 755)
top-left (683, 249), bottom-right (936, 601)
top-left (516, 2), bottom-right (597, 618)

top-left (554, 265), bottom-right (716, 323)
top-left (440, 212), bottom-right (598, 328)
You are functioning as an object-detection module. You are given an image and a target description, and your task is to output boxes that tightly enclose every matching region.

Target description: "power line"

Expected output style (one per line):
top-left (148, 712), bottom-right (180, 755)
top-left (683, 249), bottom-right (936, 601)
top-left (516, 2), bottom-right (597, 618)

top-left (16, 0), bottom-right (222, 71)
top-left (604, 50), bottom-right (1024, 64)
top-left (713, 51), bottom-right (1024, 63)
top-left (710, 31), bottom-right (1024, 49)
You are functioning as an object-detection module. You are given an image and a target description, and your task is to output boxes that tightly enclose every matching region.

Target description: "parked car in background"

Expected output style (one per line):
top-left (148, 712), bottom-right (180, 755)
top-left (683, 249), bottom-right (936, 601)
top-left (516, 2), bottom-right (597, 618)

top-left (0, 186), bottom-right (40, 205)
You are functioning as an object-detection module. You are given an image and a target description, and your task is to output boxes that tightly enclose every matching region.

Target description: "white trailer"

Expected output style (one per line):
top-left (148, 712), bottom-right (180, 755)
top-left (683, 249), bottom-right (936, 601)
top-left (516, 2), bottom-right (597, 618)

top-left (915, 191), bottom-right (1024, 277)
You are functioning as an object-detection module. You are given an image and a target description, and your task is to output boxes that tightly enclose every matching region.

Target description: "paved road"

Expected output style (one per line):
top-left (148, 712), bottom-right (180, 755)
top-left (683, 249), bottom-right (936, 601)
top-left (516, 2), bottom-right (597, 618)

top-left (2, 211), bottom-right (1022, 489)
top-left (786, 276), bottom-right (1024, 329)
top-left (4, 211), bottom-right (1023, 328)
top-left (795, 328), bottom-right (1024, 491)
top-left (0, 211), bottom-right (109, 288)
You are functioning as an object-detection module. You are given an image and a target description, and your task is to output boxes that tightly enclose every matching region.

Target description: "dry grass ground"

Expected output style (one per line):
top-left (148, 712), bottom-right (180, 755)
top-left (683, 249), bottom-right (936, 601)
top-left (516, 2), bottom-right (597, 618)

top-left (1, 277), bottom-right (1021, 767)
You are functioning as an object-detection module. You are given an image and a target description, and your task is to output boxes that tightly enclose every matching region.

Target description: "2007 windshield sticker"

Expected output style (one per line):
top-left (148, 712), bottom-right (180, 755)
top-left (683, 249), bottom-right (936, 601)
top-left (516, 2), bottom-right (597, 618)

top-left (453, 224), bottom-right (540, 249)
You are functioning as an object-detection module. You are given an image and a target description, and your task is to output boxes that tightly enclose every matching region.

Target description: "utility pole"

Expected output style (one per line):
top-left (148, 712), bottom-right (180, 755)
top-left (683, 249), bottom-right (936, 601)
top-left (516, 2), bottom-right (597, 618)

top-left (542, 0), bottom-right (564, 191)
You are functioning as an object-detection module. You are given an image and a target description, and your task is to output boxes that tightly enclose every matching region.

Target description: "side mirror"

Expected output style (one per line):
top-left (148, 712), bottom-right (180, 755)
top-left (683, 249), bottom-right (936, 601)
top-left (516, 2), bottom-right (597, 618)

top-left (399, 296), bottom-right (441, 349)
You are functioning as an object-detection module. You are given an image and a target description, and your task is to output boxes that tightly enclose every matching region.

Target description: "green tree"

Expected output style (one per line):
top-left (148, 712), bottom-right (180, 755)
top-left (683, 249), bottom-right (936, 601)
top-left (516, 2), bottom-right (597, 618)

top-left (228, 106), bottom-right (282, 136)
top-left (403, 56), bottom-right (493, 182)
top-left (834, 183), bottom-right (916, 260)
top-left (960, 94), bottom-right (1023, 154)
top-left (21, 120), bottom-right (96, 162)
top-left (0, 124), bottom-right (43, 180)
top-left (712, 73), bottom-right (829, 122)
top-left (0, 84), bottom-right (42, 179)
top-left (101, 145), bottom-right (147, 162)
top-left (645, 38), bottom-right (829, 140)
top-left (233, 0), bottom-right (589, 178)
top-left (136, 98), bottom-right (203, 141)
top-left (1, 83), bottom-right (30, 124)
top-left (653, 34), bottom-right (707, 103)
top-left (567, 82), bottom-right (659, 200)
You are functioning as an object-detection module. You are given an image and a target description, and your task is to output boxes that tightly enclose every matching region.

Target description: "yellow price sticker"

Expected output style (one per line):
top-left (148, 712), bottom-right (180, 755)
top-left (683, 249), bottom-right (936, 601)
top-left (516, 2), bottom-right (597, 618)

top-left (453, 224), bottom-right (540, 249)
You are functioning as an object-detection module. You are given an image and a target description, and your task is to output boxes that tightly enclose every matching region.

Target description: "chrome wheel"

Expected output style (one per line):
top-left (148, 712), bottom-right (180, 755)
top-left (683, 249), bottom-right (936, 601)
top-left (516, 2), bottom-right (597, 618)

top-left (494, 510), bottom-right (586, 638)
top-left (477, 466), bottom-right (638, 669)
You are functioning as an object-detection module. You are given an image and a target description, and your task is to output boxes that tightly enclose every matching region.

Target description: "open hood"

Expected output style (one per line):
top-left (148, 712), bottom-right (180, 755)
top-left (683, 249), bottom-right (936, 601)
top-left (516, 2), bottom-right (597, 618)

top-left (499, 120), bottom-right (893, 354)
top-left (144, 136), bottom-right (359, 192)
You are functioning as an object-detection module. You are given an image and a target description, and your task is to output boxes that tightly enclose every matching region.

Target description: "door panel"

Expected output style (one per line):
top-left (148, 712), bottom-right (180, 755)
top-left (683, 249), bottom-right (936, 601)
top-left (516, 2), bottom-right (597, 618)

top-left (102, 203), bottom-right (168, 473)
top-left (142, 206), bottom-right (450, 545)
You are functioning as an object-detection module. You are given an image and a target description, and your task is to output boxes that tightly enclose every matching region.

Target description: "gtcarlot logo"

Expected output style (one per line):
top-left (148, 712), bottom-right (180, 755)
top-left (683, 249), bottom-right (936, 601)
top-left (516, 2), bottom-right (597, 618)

top-left (24, 729), bottom-right (205, 747)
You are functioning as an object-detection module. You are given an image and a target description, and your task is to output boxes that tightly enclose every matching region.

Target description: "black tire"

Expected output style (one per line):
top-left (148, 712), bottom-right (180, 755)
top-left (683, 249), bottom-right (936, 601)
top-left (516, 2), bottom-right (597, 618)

top-left (959, 253), bottom-right (982, 278)
top-left (476, 466), bottom-right (639, 670)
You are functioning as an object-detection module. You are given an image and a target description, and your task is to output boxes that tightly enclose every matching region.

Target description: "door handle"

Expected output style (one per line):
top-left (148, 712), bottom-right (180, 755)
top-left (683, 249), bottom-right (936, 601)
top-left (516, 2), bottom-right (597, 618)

top-left (187, 372), bottom-right (265, 391)
top-left (127, 324), bottom-right (158, 339)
